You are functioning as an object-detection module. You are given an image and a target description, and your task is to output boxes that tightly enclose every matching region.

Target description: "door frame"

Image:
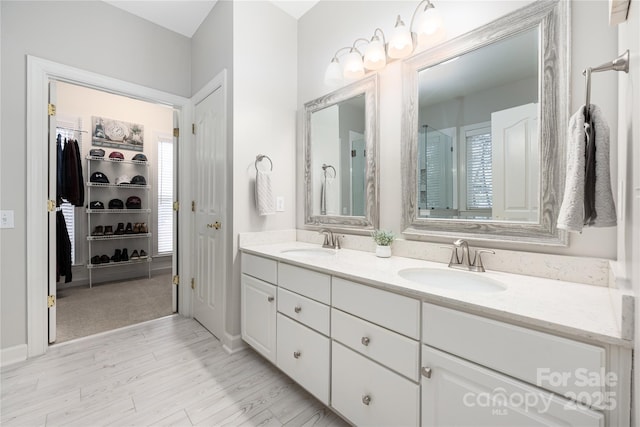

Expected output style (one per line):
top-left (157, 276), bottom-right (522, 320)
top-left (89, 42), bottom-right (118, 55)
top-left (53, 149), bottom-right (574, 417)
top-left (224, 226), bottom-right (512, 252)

top-left (26, 56), bottom-right (193, 357)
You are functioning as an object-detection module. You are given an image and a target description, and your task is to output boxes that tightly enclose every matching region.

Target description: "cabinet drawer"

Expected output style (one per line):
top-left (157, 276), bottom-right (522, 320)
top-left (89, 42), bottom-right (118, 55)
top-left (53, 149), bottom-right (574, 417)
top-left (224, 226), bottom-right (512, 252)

top-left (332, 278), bottom-right (420, 339)
top-left (422, 345), bottom-right (603, 427)
top-left (276, 314), bottom-right (330, 405)
top-left (278, 288), bottom-right (330, 336)
top-left (423, 303), bottom-right (606, 401)
top-left (332, 342), bottom-right (419, 427)
top-left (278, 263), bottom-right (330, 304)
top-left (332, 308), bottom-right (419, 381)
top-left (241, 253), bottom-right (277, 284)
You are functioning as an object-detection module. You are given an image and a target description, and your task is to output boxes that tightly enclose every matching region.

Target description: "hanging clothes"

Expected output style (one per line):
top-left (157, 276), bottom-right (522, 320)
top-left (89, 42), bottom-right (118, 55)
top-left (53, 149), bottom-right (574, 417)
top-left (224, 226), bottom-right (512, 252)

top-left (56, 211), bottom-right (72, 283)
top-left (56, 134), bottom-right (64, 204)
top-left (61, 138), bottom-right (84, 206)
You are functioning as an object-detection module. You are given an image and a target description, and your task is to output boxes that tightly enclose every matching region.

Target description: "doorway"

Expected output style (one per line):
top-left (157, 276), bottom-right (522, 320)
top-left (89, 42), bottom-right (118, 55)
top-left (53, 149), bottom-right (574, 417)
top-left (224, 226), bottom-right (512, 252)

top-left (50, 81), bottom-right (177, 344)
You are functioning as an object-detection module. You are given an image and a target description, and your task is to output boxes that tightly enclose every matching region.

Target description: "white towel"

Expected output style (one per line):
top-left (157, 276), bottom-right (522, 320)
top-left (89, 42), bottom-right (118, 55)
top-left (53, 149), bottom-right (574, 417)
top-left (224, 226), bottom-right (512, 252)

top-left (255, 169), bottom-right (275, 216)
top-left (325, 177), bottom-right (338, 215)
top-left (557, 105), bottom-right (616, 232)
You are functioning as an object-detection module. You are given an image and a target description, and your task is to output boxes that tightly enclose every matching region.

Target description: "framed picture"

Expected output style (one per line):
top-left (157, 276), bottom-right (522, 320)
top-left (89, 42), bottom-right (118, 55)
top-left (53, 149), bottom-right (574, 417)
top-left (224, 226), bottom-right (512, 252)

top-left (92, 116), bottom-right (144, 152)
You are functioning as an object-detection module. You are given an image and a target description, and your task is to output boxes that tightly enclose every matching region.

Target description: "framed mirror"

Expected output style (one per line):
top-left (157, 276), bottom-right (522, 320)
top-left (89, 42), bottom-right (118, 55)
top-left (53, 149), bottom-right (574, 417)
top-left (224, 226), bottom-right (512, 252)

top-left (304, 74), bottom-right (379, 231)
top-left (401, 0), bottom-right (568, 245)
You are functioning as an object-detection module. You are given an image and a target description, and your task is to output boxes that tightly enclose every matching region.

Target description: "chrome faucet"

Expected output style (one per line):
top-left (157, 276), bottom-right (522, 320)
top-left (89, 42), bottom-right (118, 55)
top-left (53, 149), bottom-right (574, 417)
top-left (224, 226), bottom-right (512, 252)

top-left (446, 239), bottom-right (494, 272)
top-left (319, 229), bottom-right (341, 249)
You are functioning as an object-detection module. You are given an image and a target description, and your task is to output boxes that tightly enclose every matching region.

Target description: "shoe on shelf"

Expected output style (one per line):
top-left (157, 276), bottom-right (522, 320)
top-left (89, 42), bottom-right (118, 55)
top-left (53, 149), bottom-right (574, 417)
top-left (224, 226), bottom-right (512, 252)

top-left (121, 248), bottom-right (129, 262)
top-left (92, 225), bottom-right (104, 236)
top-left (140, 223), bottom-right (148, 233)
top-left (133, 223), bottom-right (141, 233)
top-left (111, 249), bottom-right (122, 262)
top-left (130, 250), bottom-right (140, 260)
top-left (125, 222), bottom-right (134, 234)
top-left (139, 249), bottom-right (148, 259)
top-left (114, 222), bottom-right (125, 235)
top-left (104, 225), bottom-right (114, 236)
top-left (100, 254), bottom-right (110, 263)
top-left (91, 255), bottom-right (101, 265)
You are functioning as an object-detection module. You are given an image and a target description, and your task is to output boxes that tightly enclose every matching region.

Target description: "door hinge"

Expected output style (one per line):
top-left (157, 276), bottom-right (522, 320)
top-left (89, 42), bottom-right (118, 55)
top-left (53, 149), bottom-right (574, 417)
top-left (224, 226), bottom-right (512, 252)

top-left (48, 104), bottom-right (56, 116)
top-left (172, 275), bottom-right (180, 286)
top-left (192, 123), bottom-right (195, 134)
top-left (173, 127), bottom-right (179, 138)
top-left (47, 295), bottom-right (56, 308)
top-left (47, 199), bottom-right (56, 212)
top-left (191, 278), bottom-right (195, 290)
top-left (173, 201), bottom-right (179, 212)
top-left (351, 149), bottom-right (356, 157)
top-left (191, 201), bottom-right (196, 212)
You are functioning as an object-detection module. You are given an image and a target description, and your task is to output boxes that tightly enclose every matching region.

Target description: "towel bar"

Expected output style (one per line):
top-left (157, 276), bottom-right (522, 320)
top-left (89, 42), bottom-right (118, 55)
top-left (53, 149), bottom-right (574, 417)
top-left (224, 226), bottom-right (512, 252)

top-left (583, 50), bottom-right (629, 118)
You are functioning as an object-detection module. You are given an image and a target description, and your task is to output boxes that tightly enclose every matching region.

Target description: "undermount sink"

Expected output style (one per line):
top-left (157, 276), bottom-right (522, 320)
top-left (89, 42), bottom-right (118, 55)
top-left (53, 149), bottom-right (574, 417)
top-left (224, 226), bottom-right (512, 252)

top-left (280, 248), bottom-right (337, 257)
top-left (397, 268), bottom-right (506, 293)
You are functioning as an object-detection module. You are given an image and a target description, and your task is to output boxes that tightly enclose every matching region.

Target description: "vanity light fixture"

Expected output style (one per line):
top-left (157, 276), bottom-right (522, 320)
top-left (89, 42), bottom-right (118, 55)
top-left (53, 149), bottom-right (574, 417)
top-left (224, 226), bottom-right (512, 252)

top-left (323, 0), bottom-right (444, 86)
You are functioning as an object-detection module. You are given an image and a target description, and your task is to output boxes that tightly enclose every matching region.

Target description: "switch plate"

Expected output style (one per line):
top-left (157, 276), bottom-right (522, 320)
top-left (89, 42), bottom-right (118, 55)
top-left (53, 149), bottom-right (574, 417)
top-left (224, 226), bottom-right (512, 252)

top-left (276, 197), bottom-right (284, 212)
top-left (1, 210), bottom-right (15, 229)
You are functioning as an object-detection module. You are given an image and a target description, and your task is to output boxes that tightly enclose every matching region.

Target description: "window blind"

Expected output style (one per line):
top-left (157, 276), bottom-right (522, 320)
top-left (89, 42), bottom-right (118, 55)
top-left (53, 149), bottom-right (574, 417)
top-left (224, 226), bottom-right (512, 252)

top-left (157, 137), bottom-right (174, 254)
top-left (465, 129), bottom-right (493, 210)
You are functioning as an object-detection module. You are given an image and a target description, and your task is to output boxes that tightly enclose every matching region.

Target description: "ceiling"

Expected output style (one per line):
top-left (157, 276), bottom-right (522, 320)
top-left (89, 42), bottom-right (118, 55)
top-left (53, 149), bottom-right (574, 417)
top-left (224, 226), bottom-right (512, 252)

top-left (104, 0), bottom-right (320, 38)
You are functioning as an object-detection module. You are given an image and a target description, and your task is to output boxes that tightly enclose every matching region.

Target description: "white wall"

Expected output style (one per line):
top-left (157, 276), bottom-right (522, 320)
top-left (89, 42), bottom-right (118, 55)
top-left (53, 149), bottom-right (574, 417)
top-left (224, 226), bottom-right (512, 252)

top-left (617, 0), bottom-right (640, 423)
top-left (297, 0), bottom-right (619, 259)
top-left (0, 1), bottom-right (190, 350)
top-left (230, 1), bottom-right (298, 338)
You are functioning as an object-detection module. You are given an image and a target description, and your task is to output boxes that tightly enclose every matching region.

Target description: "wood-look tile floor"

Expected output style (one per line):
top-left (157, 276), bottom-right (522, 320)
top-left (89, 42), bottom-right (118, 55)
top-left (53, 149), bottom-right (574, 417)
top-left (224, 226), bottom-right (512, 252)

top-left (1, 315), bottom-right (349, 427)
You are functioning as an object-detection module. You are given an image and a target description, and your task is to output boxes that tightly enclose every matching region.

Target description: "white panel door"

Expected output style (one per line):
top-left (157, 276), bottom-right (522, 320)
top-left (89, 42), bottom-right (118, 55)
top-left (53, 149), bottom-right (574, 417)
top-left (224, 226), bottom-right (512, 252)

top-left (241, 274), bottom-right (277, 363)
top-left (491, 103), bottom-right (539, 221)
top-left (192, 85), bottom-right (226, 340)
top-left (48, 80), bottom-right (57, 343)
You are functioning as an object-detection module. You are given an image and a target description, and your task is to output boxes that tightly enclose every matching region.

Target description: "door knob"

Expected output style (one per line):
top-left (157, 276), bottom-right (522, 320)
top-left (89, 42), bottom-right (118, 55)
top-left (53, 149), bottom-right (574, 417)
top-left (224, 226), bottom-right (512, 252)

top-left (421, 367), bottom-right (433, 378)
top-left (294, 305), bottom-right (302, 313)
top-left (267, 296), bottom-right (274, 302)
top-left (361, 336), bottom-right (370, 346)
top-left (207, 221), bottom-right (221, 229)
top-left (361, 395), bottom-right (371, 405)
top-left (293, 351), bottom-right (301, 359)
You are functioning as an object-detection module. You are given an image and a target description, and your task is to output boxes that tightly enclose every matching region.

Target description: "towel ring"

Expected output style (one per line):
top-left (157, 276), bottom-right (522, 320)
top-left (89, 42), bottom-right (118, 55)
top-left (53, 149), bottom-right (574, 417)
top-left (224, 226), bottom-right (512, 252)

top-left (322, 163), bottom-right (336, 178)
top-left (255, 154), bottom-right (273, 171)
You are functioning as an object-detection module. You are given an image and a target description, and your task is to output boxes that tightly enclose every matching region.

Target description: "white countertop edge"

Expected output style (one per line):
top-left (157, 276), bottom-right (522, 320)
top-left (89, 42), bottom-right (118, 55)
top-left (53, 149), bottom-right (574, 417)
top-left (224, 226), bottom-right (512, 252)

top-left (240, 241), bottom-right (633, 349)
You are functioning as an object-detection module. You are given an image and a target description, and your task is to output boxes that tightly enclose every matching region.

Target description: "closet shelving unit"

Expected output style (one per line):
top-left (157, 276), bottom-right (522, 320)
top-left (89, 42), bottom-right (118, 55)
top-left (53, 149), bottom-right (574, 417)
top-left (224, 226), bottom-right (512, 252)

top-left (86, 154), bottom-right (152, 287)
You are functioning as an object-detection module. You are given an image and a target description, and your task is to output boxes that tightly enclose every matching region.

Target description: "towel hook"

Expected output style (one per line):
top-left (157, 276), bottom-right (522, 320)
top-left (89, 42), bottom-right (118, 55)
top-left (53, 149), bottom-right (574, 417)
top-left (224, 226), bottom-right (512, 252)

top-left (255, 154), bottom-right (273, 171)
top-left (583, 50), bottom-right (629, 119)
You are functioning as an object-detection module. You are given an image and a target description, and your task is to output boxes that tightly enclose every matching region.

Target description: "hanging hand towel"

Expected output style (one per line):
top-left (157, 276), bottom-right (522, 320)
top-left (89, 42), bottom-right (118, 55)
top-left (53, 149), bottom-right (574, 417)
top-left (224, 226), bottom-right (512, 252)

top-left (255, 169), bottom-right (275, 216)
top-left (558, 105), bottom-right (616, 232)
top-left (325, 177), bottom-right (338, 215)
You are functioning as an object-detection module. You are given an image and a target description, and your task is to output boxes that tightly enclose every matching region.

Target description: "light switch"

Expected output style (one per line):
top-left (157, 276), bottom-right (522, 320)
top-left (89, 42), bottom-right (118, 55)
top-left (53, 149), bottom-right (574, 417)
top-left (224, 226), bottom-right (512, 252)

top-left (276, 197), bottom-right (284, 212)
top-left (1, 210), bottom-right (15, 229)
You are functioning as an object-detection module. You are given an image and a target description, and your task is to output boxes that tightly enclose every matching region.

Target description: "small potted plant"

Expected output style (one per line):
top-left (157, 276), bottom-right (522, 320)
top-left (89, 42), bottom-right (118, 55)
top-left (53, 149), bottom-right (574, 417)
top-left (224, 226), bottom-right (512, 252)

top-left (371, 229), bottom-right (395, 258)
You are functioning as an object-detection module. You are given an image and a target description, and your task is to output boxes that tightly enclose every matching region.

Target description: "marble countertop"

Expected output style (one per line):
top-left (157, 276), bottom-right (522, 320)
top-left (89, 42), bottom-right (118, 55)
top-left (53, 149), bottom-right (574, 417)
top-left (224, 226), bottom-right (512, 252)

top-left (241, 241), bottom-right (632, 348)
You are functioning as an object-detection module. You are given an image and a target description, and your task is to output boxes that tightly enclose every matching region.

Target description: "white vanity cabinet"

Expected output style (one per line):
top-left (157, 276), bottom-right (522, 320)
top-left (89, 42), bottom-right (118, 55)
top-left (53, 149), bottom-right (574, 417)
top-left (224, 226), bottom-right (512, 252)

top-left (422, 303), bottom-right (606, 426)
top-left (331, 278), bottom-right (421, 426)
top-left (276, 263), bottom-right (331, 405)
top-left (240, 253), bottom-right (278, 363)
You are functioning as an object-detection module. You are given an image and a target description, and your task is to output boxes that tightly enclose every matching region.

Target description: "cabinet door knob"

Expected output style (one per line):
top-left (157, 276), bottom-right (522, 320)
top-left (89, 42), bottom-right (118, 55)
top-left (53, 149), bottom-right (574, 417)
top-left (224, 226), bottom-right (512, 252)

top-left (267, 296), bottom-right (274, 302)
top-left (293, 351), bottom-right (301, 359)
top-left (361, 395), bottom-right (371, 406)
top-left (361, 336), bottom-right (370, 346)
top-left (421, 367), bottom-right (433, 378)
top-left (294, 305), bottom-right (302, 313)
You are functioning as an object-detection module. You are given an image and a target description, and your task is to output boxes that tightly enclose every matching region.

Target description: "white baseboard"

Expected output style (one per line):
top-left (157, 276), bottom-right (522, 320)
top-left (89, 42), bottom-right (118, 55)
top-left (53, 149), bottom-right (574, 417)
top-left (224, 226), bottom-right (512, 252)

top-left (222, 332), bottom-right (247, 354)
top-left (1, 344), bottom-right (28, 367)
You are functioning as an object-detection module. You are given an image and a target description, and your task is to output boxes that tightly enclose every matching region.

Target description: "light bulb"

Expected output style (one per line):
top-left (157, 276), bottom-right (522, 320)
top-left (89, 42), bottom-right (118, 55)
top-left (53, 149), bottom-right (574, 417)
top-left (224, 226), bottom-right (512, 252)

top-left (363, 37), bottom-right (386, 70)
top-left (343, 50), bottom-right (365, 80)
top-left (388, 15), bottom-right (413, 59)
top-left (324, 59), bottom-right (343, 86)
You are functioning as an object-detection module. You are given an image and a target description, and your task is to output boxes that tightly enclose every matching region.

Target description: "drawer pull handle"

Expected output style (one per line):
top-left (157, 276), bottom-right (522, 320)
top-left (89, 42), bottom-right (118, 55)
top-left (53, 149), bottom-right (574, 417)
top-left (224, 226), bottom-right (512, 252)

top-left (267, 296), bottom-right (274, 302)
top-left (293, 351), bottom-right (301, 359)
top-left (294, 305), bottom-right (302, 313)
top-left (361, 336), bottom-right (370, 346)
top-left (361, 395), bottom-right (371, 406)
top-left (421, 367), bottom-right (433, 379)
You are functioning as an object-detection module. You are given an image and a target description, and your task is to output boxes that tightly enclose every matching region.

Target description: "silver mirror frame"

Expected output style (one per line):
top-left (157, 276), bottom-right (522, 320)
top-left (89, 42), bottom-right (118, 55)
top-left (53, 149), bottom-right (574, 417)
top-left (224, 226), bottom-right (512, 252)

top-left (401, 0), bottom-right (569, 245)
top-left (304, 74), bottom-right (379, 232)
